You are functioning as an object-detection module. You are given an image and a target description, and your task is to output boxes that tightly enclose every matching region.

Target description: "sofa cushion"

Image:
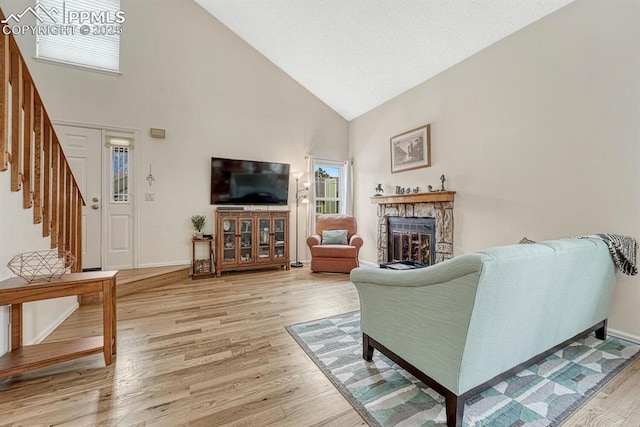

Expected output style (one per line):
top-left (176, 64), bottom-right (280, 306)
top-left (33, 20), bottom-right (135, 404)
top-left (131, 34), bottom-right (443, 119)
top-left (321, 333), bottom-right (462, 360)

top-left (311, 244), bottom-right (357, 259)
top-left (322, 229), bottom-right (348, 245)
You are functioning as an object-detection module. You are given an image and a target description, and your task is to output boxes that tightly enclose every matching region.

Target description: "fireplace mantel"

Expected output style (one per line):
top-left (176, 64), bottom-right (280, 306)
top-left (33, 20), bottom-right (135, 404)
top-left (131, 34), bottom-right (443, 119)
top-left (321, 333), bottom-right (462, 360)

top-left (371, 191), bottom-right (455, 205)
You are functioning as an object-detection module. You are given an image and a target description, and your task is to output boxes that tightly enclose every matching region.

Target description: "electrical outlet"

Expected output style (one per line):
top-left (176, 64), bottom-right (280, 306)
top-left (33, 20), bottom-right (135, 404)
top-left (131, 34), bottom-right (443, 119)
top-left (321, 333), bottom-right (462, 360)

top-left (145, 192), bottom-right (155, 201)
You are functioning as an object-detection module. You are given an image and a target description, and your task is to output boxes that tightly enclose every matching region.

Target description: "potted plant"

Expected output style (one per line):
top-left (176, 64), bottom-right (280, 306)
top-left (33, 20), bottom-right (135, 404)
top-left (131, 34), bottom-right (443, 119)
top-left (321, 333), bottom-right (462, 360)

top-left (191, 215), bottom-right (206, 239)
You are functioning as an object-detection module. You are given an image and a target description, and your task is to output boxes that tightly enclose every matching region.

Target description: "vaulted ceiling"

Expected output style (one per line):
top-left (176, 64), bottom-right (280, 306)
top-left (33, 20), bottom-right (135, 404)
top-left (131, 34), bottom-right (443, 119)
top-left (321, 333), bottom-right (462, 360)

top-left (195, 0), bottom-right (574, 120)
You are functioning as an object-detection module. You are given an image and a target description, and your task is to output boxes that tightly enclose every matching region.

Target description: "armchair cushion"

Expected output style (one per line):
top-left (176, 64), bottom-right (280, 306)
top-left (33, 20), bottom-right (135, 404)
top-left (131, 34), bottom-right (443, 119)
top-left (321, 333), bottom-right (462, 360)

top-left (311, 244), bottom-right (358, 259)
top-left (322, 229), bottom-right (348, 245)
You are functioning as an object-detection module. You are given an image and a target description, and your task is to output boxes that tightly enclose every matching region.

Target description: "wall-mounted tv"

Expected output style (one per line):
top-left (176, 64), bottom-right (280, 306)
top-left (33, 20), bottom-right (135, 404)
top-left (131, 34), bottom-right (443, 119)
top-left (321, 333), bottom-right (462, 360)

top-left (210, 157), bottom-right (290, 205)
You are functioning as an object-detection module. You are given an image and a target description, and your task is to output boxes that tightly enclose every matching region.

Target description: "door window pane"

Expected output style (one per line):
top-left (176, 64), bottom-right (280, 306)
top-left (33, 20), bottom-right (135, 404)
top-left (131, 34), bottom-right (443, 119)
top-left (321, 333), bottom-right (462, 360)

top-left (110, 146), bottom-right (129, 203)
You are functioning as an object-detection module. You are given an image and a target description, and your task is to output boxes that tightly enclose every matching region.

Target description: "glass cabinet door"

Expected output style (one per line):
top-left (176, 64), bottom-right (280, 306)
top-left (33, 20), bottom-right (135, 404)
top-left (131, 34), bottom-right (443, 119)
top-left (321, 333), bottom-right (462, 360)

top-left (221, 218), bottom-right (237, 264)
top-left (273, 218), bottom-right (286, 259)
top-left (239, 219), bottom-right (253, 263)
top-left (258, 218), bottom-right (271, 261)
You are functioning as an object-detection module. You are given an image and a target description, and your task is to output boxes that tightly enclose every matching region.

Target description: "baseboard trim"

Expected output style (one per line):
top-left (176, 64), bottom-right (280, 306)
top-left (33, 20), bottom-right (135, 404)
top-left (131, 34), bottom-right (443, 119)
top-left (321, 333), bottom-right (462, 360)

top-left (609, 328), bottom-right (640, 345)
top-left (27, 301), bottom-right (79, 345)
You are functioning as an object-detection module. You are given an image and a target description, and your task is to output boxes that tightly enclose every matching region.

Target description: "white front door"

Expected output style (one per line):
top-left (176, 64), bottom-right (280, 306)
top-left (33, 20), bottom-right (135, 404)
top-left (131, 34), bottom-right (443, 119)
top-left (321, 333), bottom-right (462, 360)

top-left (104, 133), bottom-right (135, 269)
top-left (56, 125), bottom-right (102, 270)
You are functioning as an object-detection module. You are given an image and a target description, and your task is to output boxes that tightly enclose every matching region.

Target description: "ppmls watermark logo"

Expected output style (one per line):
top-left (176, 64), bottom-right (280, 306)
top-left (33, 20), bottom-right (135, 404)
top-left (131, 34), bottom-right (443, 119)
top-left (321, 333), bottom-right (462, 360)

top-left (2, 2), bottom-right (125, 36)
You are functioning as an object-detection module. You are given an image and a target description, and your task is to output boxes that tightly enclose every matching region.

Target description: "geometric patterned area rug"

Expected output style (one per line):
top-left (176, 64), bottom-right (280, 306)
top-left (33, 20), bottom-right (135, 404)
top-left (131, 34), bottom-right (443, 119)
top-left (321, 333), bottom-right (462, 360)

top-left (286, 311), bottom-right (640, 427)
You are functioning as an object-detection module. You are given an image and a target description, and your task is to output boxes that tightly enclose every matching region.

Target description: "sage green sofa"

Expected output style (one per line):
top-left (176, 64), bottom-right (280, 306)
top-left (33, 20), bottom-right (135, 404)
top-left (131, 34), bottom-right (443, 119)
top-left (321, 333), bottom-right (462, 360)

top-left (350, 238), bottom-right (617, 427)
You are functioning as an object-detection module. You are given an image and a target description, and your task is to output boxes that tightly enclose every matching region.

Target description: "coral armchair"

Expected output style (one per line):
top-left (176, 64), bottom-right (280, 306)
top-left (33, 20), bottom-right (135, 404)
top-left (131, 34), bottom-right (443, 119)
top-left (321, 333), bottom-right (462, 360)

top-left (306, 214), bottom-right (363, 273)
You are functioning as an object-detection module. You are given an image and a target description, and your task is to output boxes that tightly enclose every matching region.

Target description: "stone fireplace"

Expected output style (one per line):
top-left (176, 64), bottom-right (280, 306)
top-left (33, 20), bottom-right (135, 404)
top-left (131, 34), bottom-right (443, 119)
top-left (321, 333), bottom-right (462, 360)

top-left (372, 192), bottom-right (455, 264)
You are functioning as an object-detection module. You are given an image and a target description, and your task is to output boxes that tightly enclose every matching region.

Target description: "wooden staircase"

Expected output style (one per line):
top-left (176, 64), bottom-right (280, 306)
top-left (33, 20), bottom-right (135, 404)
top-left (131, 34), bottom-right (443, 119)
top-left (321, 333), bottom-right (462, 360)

top-left (1, 9), bottom-right (84, 271)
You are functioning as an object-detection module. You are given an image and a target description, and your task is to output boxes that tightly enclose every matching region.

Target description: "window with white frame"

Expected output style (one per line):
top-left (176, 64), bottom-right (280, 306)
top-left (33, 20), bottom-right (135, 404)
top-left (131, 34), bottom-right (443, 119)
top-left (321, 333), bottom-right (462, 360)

top-left (36, 0), bottom-right (123, 73)
top-left (107, 136), bottom-right (131, 203)
top-left (314, 160), bottom-right (343, 215)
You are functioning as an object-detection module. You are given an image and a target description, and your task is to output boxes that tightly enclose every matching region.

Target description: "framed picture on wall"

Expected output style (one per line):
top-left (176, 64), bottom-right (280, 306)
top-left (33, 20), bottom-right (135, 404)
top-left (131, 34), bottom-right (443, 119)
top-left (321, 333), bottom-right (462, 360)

top-left (390, 124), bottom-right (431, 173)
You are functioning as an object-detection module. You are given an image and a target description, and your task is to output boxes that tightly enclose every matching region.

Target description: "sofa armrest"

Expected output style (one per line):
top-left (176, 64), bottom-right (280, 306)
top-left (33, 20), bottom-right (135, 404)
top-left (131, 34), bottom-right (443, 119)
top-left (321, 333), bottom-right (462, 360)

top-left (349, 234), bottom-right (363, 249)
top-left (352, 254), bottom-right (487, 394)
top-left (351, 254), bottom-right (486, 288)
top-left (307, 234), bottom-right (321, 249)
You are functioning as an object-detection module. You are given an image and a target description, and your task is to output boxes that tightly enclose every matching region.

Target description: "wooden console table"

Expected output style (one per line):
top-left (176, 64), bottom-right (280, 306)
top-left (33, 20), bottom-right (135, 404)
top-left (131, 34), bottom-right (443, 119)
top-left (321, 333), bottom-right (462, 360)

top-left (0, 271), bottom-right (117, 378)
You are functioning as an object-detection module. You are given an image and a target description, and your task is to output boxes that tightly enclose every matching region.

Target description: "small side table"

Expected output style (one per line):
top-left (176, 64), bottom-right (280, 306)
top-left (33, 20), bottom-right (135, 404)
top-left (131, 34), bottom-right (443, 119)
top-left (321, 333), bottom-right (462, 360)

top-left (192, 238), bottom-right (214, 279)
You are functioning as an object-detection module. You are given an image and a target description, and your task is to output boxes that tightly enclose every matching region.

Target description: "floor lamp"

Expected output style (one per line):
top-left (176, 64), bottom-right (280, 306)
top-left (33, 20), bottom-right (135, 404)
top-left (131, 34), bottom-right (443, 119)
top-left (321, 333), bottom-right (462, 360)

top-left (291, 172), bottom-right (310, 268)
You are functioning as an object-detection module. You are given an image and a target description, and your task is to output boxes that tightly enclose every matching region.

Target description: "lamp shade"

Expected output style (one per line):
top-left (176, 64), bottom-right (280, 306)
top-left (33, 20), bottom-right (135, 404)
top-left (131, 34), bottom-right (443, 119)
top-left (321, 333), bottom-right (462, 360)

top-left (301, 197), bottom-right (310, 205)
top-left (291, 171), bottom-right (304, 180)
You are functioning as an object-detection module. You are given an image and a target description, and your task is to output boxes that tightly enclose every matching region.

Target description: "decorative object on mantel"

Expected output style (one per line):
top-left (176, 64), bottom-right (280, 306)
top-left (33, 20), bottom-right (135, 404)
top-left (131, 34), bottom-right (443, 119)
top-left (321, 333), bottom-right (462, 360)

top-left (425, 175), bottom-right (447, 192)
top-left (390, 124), bottom-right (431, 173)
top-left (373, 183), bottom-right (384, 196)
top-left (394, 186), bottom-right (420, 195)
top-left (190, 214), bottom-right (206, 239)
top-left (7, 250), bottom-right (76, 283)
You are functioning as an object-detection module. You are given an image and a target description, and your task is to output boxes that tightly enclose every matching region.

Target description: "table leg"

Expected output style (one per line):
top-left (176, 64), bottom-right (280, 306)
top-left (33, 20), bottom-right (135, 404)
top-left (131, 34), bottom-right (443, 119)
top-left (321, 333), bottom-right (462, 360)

top-left (111, 279), bottom-right (117, 355)
top-left (102, 280), bottom-right (113, 365)
top-left (10, 303), bottom-right (22, 351)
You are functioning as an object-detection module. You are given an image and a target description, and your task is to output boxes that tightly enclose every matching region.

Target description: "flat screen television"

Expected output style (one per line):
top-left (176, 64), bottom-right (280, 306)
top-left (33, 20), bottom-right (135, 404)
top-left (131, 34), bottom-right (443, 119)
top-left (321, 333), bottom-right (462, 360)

top-left (210, 157), bottom-right (290, 205)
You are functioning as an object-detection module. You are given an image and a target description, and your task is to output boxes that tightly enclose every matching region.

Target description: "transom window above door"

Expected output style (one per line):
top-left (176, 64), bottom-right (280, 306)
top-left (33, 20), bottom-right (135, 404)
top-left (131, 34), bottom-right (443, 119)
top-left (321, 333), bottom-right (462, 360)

top-left (36, 0), bottom-right (123, 73)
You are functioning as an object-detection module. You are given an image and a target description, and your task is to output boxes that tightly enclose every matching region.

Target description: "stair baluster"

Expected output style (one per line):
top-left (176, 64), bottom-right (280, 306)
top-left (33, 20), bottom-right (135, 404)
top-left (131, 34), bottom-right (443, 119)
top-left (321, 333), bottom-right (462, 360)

top-left (1, 9), bottom-right (85, 273)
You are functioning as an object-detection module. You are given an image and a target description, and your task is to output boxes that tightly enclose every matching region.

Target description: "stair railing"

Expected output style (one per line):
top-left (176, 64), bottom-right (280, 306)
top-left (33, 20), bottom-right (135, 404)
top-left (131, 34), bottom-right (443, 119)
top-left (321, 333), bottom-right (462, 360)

top-left (1, 9), bottom-right (84, 272)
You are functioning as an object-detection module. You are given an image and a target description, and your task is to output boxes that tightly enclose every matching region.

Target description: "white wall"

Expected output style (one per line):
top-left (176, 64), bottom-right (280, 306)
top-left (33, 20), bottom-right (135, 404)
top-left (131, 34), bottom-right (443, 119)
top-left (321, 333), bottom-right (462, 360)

top-left (1, 0), bottom-right (349, 267)
top-left (350, 0), bottom-right (640, 337)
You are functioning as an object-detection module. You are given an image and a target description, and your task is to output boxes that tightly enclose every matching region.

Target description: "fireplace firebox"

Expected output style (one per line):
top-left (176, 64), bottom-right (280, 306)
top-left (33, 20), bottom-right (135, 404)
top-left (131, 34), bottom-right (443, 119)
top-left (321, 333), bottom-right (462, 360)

top-left (388, 217), bottom-right (436, 266)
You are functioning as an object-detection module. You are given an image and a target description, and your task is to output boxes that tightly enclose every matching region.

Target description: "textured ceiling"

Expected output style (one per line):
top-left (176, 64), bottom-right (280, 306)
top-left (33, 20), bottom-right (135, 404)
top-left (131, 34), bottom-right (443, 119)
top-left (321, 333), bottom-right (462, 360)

top-left (195, 0), bottom-right (574, 120)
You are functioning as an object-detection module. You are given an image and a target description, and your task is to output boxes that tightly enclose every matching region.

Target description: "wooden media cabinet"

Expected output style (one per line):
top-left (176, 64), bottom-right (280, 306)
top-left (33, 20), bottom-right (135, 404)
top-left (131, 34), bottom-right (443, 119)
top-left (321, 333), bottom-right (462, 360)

top-left (215, 210), bottom-right (290, 276)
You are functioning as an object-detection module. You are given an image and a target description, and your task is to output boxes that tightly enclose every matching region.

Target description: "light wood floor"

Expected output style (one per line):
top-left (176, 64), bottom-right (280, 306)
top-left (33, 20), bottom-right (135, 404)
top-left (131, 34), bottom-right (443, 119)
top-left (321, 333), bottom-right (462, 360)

top-left (0, 268), bottom-right (638, 426)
